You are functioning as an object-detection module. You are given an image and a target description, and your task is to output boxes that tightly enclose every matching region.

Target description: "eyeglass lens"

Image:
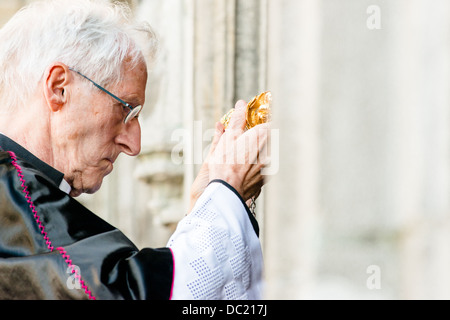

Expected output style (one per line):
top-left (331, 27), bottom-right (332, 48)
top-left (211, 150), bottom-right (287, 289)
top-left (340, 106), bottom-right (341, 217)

top-left (124, 105), bottom-right (142, 124)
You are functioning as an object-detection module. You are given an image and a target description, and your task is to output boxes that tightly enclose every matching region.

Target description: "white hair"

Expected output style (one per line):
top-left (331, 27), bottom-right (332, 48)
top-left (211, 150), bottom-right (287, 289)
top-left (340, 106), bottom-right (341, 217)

top-left (0, 0), bottom-right (158, 112)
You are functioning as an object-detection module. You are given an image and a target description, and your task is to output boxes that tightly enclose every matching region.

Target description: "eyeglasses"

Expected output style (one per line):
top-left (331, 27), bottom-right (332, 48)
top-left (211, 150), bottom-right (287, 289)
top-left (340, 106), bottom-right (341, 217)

top-left (69, 68), bottom-right (142, 124)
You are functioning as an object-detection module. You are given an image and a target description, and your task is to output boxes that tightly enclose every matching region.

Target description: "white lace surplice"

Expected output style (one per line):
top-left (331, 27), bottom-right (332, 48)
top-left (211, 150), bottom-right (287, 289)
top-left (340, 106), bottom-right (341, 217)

top-left (167, 182), bottom-right (264, 300)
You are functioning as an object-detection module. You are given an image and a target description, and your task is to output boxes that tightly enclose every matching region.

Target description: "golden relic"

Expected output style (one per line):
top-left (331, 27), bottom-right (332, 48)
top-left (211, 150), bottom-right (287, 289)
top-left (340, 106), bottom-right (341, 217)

top-left (220, 91), bottom-right (272, 130)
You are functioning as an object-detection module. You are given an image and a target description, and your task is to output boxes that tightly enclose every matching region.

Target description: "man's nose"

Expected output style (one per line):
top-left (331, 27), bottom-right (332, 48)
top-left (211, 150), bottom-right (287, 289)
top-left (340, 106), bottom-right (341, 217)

top-left (116, 119), bottom-right (141, 156)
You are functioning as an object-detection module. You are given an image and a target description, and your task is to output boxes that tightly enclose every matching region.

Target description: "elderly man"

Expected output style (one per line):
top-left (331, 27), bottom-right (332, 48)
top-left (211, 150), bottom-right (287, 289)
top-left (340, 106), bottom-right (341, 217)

top-left (0, 0), bottom-right (268, 300)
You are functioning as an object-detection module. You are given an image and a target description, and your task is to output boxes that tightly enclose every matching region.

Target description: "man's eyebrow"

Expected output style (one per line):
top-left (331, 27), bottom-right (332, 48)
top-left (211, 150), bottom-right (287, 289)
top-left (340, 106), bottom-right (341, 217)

top-left (117, 94), bottom-right (143, 106)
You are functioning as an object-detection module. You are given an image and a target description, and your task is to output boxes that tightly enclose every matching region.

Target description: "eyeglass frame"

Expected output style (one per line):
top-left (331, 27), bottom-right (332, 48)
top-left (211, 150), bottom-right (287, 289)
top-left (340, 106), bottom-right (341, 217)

top-left (68, 67), bottom-right (142, 124)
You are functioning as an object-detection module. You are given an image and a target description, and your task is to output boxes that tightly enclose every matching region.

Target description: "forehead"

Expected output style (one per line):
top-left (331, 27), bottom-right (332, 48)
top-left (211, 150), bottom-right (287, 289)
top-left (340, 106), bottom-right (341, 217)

top-left (111, 58), bottom-right (148, 104)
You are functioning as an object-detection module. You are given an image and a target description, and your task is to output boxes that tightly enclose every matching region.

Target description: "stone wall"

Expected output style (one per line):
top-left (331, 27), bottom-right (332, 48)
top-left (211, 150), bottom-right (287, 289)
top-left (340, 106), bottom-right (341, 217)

top-left (264, 0), bottom-right (450, 300)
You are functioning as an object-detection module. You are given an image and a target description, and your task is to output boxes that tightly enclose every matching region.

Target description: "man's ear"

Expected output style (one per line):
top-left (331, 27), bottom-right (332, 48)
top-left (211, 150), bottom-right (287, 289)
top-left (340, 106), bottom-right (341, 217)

top-left (43, 63), bottom-right (71, 112)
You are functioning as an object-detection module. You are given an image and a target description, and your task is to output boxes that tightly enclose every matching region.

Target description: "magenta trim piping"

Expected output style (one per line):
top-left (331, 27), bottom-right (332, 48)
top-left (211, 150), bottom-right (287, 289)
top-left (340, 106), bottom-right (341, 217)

top-left (7, 151), bottom-right (96, 300)
top-left (56, 247), bottom-right (96, 300)
top-left (8, 151), bottom-right (55, 252)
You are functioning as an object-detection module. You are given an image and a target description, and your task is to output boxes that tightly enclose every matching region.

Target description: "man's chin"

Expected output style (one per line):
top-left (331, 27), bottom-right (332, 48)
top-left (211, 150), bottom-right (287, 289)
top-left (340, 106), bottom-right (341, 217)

top-left (69, 181), bottom-right (103, 197)
top-left (69, 189), bottom-right (83, 197)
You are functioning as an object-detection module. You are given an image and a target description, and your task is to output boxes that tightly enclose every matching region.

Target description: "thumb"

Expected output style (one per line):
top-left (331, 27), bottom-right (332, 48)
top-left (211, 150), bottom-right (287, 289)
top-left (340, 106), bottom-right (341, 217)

top-left (227, 100), bottom-right (247, 133)
top-left (205, 122), bottom-right (225, 160)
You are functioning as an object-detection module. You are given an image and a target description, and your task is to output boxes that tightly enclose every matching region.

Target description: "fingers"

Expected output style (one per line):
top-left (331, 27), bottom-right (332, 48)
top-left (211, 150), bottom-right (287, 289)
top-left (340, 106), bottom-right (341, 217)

top-left (238, 122), bottom-right (271, 166)
top-left (215, 121), bottom-right (225, 141)
top-left (227, 100), bottom-right (247, 134)
top-left (254, 123), bottom-right (271, 167)
top-left (202, 121), bottom-right (225, 166)
top-left (209, 122), bottom-right (225, 155)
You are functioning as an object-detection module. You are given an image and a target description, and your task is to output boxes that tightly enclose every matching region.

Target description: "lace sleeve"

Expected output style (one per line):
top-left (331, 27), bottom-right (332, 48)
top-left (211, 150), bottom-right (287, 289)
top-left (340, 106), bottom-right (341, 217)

top-left (167, 181), bottom-right (264, 300)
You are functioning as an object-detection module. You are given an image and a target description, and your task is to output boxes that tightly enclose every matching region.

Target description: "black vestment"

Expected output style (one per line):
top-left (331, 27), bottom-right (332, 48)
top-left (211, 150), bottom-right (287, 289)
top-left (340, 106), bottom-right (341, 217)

top-left (0, 134), bottom-right (173, 300)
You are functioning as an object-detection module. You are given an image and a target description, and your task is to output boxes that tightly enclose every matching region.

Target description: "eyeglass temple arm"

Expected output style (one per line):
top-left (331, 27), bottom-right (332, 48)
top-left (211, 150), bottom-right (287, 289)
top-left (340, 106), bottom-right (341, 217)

top-left (68, 68), bottom-right (133, 110)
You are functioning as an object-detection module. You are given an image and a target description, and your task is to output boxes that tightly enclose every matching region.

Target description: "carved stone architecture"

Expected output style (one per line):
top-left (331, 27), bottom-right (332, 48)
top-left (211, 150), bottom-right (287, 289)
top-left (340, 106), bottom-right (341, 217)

top-left (2, 0), bottom-right (450, 300)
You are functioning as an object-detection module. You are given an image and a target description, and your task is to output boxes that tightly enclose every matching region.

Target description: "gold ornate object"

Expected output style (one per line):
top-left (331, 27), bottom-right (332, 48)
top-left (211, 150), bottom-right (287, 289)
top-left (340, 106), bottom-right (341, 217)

top-left (220, 91), bottom-right (272, 130)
